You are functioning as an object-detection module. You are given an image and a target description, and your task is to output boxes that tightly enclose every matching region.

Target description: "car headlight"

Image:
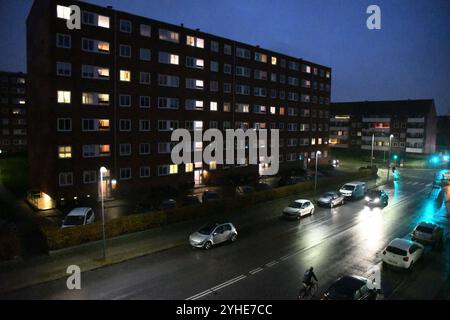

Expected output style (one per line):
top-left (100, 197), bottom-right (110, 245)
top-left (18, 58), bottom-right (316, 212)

top-left (374, 198), bottom-right (380, 203)
top-left (365, 196), bottom-right (370, 201)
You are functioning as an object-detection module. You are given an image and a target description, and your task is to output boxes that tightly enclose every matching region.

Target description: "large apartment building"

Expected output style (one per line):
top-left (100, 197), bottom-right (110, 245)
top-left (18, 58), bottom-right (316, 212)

top-left (27, 0), bottom-right (331, 209)
top-left (329, 100), bottom-right (437, 155)
top-left (0, 71), bottom-right (27, 153)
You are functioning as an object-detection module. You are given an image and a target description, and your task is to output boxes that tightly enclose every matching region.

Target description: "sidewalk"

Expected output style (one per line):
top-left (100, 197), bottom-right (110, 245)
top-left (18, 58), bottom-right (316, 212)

top-left (0, 175), bottom-right (385, 295)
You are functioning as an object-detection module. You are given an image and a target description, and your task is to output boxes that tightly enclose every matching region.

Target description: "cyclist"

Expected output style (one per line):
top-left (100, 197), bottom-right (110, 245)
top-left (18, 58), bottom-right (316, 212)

top-left (301, 267), bottom-right (318, 295)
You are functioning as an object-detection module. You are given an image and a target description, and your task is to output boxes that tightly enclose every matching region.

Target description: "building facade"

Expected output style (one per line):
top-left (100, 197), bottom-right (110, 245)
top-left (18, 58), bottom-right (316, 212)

top-left (329, 100), bottom-right (437, 155)
top-left (0, 71), bottom-right (27, 154)
top-left (27, 0), bottom-right (331, 209)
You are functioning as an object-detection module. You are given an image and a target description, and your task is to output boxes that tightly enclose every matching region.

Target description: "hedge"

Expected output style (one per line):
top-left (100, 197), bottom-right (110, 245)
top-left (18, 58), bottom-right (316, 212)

top-left (40, 169), bottom-right (373, 251)
top-left (0, 232), bottom-right (21, 261)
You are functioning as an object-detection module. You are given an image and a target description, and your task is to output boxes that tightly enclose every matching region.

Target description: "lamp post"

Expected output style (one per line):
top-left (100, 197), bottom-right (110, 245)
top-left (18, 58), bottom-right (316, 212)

top-left (100, 166), bottom-right (107, 260)
top-left (314, 150), bottom-right (322, 194)
top-left (387, 135), bottom-right (394, 182)
top-left (370, 133), bottom-right (375, 168)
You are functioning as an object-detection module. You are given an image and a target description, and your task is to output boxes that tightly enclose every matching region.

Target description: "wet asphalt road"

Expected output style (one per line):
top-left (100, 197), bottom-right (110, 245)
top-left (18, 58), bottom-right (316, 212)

top-left (3, 168), bottom-right (449, 300)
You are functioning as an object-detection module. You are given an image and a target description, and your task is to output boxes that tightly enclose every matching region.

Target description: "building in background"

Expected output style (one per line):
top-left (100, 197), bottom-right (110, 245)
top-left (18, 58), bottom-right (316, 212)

top-left (27, 0), bottom-right (331, 209)
top-left (0, 71), bottom-right (27, 154)
top-left (329, 100), bottom-right (436, 155)
top-left (436, 116), bottom-right (450, 152)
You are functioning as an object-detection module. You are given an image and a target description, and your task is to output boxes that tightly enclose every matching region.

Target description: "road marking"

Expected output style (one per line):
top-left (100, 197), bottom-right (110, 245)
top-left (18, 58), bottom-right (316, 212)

top-left (412, 182), bottom-right (419, 185)
top-left (186, 275), bottom-right (246, 300)
top-left (249, 267), bottom-right (263, 275)
top-left (426, 183), bottom-right (432, 187)
top-left (280, 253), bottom-right (295, 261)
top-left (265, 260), bottom-right (279, 268)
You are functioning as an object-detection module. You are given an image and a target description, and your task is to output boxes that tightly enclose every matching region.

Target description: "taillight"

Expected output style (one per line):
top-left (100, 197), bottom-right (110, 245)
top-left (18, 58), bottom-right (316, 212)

top-left (382, 250), bottom-right (386, 255)
top-left (403, 257), bottom-right (409, 262)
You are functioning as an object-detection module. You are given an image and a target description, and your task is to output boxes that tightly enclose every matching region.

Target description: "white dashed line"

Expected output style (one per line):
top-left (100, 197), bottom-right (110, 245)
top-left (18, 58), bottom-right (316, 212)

top-left (249, 267), bottom-right (263, 275)
top-left (265, 261), bottom-right (279, 268)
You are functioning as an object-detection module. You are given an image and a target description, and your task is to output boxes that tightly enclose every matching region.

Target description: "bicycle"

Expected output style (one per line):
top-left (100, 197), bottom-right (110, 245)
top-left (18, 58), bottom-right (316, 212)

top-left (298, 281), bottom-right (318, 300)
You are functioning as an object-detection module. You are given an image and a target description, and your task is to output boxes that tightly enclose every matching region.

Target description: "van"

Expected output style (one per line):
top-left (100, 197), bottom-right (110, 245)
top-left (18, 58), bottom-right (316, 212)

top-left (339, 181), bottom-right (367, 200)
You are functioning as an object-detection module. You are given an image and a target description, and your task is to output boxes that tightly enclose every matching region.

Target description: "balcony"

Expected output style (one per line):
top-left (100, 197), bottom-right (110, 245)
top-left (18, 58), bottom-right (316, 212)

top-left (362, 117), bottom-right (391, 122)
top-left (406, 137), bottom-right (424, 144)
top-left (406, 128), bottom-right (424, 134)
top-left (361, 145), bottom-right (389, 151)
top-left (406, 147), bottom-right (424, 154)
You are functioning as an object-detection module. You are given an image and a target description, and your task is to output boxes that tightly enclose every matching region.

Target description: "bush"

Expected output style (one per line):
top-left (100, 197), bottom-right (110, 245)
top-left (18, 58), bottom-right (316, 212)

top-left (41, 170), bottom-right (374, 251)
top-left (0, 232), bottom-right (21, 261)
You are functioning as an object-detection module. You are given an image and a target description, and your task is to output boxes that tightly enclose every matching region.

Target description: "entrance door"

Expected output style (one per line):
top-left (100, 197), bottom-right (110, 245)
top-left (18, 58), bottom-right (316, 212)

top-left (194, 169), bottom-right (203, 186)
top-left (98, 169), bottom-right (112, 200)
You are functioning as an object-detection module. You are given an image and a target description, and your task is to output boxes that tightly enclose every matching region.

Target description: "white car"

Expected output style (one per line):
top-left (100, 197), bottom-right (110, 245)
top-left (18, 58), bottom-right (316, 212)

top-left (62, 207), bottom-right (95, 228)
top-left (282, 199), bottom-right (315, 220)
top-left (382, 238), bottom-right (424, 270)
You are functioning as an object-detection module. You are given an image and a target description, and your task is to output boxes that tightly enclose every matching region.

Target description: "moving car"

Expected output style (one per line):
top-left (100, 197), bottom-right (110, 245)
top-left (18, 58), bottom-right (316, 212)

top-left (317, 191), bottom-right (345, 208)
top-left (339, 181), bottom-right (367, 200)
top-left (282, 199), bottom-right (315, 219)
top-left (365, 189), bottom-right (389, 207)
top-left (382, 238), bottom-right (424, 270)
top-left (322, 275), bottom-right (378, 300)
top-left (411, 222), bottom-right (444, 247)
top-left (202, 190), bottom-right (221, 203)
top-left (62, 207), bottom-right (95, 228)
top-left (189, 222), bottom-right (238, 250)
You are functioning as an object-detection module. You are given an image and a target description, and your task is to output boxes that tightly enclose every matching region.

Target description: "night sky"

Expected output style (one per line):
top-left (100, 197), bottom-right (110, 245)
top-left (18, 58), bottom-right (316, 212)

top-left (0, 0), bottom-right (448, 114)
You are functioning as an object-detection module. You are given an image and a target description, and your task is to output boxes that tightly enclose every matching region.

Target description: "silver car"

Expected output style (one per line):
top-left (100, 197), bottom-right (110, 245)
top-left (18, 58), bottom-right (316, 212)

top-left (189, 222), bottom-right (238, 250)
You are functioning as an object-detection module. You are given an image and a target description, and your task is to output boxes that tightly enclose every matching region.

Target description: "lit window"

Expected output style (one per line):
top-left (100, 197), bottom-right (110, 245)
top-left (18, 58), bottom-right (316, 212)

top-left (120, 70), bottom-right (131, 82)
top-left (169, 164), bottom-right (178, 174)
top-left (98, 15), bottom-right (110, 28)
top-left (185, 163), bottom-right (194, 173)
top-left (56, 5), bottom-right (71, 19)
top-left (318, 138), bottom-right (322, 145)
top-left (210, 101), bottom-right (218, 111)
top-left (311, 138), bottom-right (316, 145)
top-left (271, 56), bottom-right (277, 65)
top-left (97, 41), bottom-right (110, 52)
top-left (57, 91), bottom-right (71, 103)
top-left (270, 106), bottom-right (276, 115)
top-left (159, 29), bottom-right (179, 43)
top-left (186, 35), bottom-right (204, 48)
top-left (58, 146), bottom-right (72, 159)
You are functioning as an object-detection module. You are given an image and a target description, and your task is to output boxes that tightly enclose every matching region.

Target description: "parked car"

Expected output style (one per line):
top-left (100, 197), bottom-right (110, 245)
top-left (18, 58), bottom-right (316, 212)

top-left (322, 275), bottom-right (378, 300)
top-left (339, 181), bottom-right (367, 200)
top-left (62, 207), bottom-right (95, 228)
top-left (278, 176), bottom-right (305, 187)
top-left (365, 189), bottom-right (389, 207)
top-left (329, 159), bottom-right (340, 168)
top-left (382, 238), bottom-right (424, 270)
top-left (317, 191), bottom-right (345, 208)
top-left (236, 185), bottom-right (255, 195)
top-left (189, 222), bottom-right (238, 250)
top-left (202, 190), bottom-right (221, 203)
top-left (282, 199), bottom-right (315, 220)
top-left (255, 182), bottom-right (272, 191)
top-left (182, 195), bottom-right (201, 206)
top-left (411, 222), bottom-right (444, 247)
top-left (158, 199), bottom-right (177, 211)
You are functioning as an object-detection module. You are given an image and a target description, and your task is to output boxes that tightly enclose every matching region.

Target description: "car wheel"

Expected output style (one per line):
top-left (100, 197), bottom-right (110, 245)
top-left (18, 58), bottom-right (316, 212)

top-left (230, 233), bottom-right (237, 242)
top-left (204, 241), bottom-right (213, 250)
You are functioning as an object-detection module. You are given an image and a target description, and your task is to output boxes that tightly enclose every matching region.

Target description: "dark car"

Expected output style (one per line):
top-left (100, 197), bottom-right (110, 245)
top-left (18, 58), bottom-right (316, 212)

top-left (255, 182), bottom-right (272, 191)
top-left (182, 195), bottom-right (201, 206)
top-left (278, 176), bottom-right (305, 187)
top-left (202, 191), bottom-right (221, 203)
top-left (158, 199), bottom-right (177, 211)
top-left (236, 185), bottom-right (255, 195)
top-left (365, 189), bottom-right (389, 207)
top-left (317, 191), bottom-right (345, 207)
top-left (322, 275), bottom-right (377, 300)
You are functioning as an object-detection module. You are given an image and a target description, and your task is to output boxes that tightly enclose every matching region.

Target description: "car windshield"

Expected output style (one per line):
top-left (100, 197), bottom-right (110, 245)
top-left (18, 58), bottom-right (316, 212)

top-left (198, 224), bottom-right (217, 235)
top-left (342, 185), bottom-right (355, 191)
top-left (416, 225), bottom-right (433, 234)
top-left (386, 245), bottom-right (407, 256)
top-left (367, 190), bottom-right (381, 198)
top-left (323, 192), bottom-right (335, 198)
top-left (63, 215), bottom-right (84, 226)
top-left (288, 202), bottom-right (303, 208)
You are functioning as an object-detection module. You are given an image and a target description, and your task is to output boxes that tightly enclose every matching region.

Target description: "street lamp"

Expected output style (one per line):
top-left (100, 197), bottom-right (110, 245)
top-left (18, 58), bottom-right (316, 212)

top-left (387, 135), bottom-right (394, 182)
top-left (370, 133), bottom-right (375, 168)
top-left (100, 166), bottom-right (107, 260)
top-left (314, 150), bottom-right (322, 194)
